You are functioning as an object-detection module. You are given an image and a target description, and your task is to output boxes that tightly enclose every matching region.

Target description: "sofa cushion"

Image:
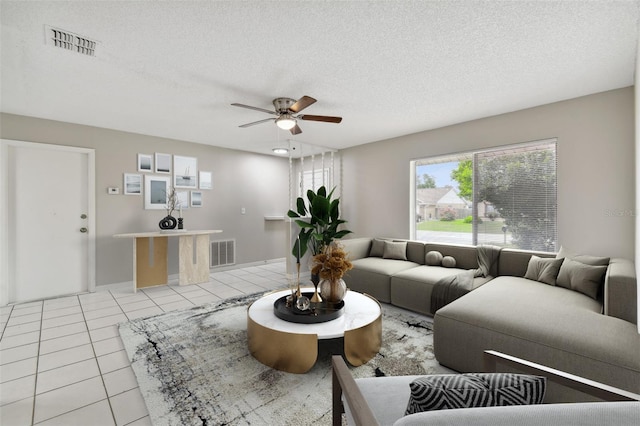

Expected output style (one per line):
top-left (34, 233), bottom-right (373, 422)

top-left (524, 255), bottom-right (564, 285)
top-left (557, 246), bottom-right (610, 266)
top-left (395, 402), bottom-right (640, 426)
top-left (369, 238), bottom-right (386, 257)
top-left (344, 257), bottom-right (420, 303)
top-left (556, 258), bottom-right (607, 300)
top-left (424, 243), bottom-right (479, 271)
top-left (384, 241), bottom-right (408, 260)
top-left (405, 373), bottom-right (546, 415)
top-left (426, 251), bottom-right (443, 266)
top-left (390, 266), bottom-right (492, 315)
top-left (433, 277), bottom-right (640, 395)
top-left (497, 249), bottom-right (555, 277)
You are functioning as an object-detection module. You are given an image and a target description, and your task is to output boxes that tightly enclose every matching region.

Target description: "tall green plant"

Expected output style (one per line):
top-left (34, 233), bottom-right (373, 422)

top-left (287, 186), bottom-right (352, 260)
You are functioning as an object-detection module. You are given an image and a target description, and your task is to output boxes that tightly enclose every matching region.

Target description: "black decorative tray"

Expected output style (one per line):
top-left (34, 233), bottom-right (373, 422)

top-left (273, 292), bottom-right (345, 324)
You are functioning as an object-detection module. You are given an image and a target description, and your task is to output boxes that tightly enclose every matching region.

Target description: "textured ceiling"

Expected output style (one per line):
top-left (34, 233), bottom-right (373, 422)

top-left (1, 1), bottom-right (639, 158)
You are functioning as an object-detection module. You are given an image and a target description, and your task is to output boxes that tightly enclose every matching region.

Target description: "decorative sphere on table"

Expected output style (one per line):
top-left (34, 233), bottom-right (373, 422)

top-left (295, 295), bottom-right (310, 311)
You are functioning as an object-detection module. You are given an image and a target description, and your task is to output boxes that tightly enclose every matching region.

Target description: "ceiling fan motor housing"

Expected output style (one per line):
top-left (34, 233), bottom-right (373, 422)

top-left (273, 97), bottom-right (297, 114)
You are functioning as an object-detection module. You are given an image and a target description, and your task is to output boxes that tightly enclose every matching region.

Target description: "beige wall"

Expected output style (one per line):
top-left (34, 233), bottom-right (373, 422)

top-left (341, 87), bottom-right (635, 260)
top-left (0, 113), bottom-right (290, 287)
top-left (1, 86), bottom-right (635, 287)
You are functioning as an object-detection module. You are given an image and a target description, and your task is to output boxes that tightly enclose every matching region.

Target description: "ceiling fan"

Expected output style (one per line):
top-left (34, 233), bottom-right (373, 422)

top-left (231, 95), bottom-right (342, 135)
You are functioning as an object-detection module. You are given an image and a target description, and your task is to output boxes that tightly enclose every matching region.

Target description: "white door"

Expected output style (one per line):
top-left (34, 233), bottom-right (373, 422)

top-left (4, 141), bottom-right (95, 303)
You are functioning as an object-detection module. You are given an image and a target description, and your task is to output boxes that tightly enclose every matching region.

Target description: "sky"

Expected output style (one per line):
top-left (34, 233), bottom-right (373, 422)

top-left (416, 161), bottom-right (458, 189)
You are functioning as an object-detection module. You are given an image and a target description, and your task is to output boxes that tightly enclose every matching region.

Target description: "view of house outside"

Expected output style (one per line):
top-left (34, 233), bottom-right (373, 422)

top-left (415, 159), bottom-right (508, 247)
top-left (414, 140), bottom-right (557, 252)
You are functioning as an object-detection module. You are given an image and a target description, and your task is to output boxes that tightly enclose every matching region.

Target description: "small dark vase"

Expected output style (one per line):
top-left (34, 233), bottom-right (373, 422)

top-left (311, 273), bottom-right (320, 287)
top-left (159, 215), bottom-right (177, 230)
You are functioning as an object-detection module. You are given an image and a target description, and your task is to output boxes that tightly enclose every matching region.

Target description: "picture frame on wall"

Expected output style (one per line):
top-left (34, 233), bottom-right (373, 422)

top-left (176, 191), bottom-right (189, 210)
top-left (138, 153), bottom-right (153, 172)
top-left (155, 153), bottom-right (172, 174)
top-left (174, 155), bottom-right (197, 188)
top-left (144, 175), bottom-right (171, 210)
top-left (191, 191), bottom-right (202, 207)
top-left (123, 173), bottom-right (142, 195)
top-left (199, 171), bottom-right (212, 189)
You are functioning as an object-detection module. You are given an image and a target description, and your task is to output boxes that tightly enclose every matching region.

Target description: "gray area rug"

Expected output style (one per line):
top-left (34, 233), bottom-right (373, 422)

top-left (118, 293), bottom-right (445, 425)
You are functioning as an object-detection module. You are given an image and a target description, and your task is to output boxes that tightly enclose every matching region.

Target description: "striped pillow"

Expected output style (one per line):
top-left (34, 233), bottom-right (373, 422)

top-left (405, 373), bottom-right (546, 415)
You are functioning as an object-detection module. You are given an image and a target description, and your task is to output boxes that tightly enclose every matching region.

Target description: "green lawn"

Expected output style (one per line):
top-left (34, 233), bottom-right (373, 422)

top-left (417, 219), bottom-right (506, 234)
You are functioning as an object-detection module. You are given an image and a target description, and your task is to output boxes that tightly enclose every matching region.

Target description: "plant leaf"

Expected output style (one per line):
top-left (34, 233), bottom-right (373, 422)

top-left (296, 197), bottom-right (307, 216)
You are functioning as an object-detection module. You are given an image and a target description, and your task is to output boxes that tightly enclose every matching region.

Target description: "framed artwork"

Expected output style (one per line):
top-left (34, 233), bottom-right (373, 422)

top-left (174, 155), bottom-right (197, 188)
top-left (144, 175), bottom-right (171, 210)
top-left (176, 190), bottom-right (189, 210)
top-left (123, 173), bottom-right (142, 195)
top-left (199, 171), bottom-right (212, 189)
top-left (138, 153), bottom-right (153, 172)
top-left (191, 191), bottom-right (202, 207)
top-left (155, 153), bottom-right (172, 174)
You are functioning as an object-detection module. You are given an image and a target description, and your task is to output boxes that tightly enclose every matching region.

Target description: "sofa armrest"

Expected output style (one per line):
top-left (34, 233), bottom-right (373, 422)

top-left (604, 258), bottom-right (637, 325)
top-left (339, 238), bottom-right (372, 261)
top-left (483, 350), bottom-right (640, 402)
top-left (332, 355), bottom-right (379, 426)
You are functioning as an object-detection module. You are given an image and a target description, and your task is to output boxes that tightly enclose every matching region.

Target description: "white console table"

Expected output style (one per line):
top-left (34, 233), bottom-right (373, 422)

top-left (114, 230), bottom-right (222, 292)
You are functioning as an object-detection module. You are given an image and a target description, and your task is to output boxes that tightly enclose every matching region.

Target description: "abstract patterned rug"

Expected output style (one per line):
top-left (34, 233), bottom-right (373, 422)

top-left (118, 292), bottom-right (445, 426)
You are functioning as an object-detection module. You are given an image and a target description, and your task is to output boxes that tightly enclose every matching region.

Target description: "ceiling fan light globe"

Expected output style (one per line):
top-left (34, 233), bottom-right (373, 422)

top-left (276, 115), bottom-right (296, 130)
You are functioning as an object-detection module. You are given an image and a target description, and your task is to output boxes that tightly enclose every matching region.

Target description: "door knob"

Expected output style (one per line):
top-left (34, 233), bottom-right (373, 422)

top-left (80, 227), bottom-right (88, 233)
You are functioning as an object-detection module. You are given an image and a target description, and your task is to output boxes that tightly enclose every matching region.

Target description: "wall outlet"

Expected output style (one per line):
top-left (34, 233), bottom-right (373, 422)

top-left (108, 187), bottom-right (120, 195)
top-left (241, 207), bottom-right (246, 215)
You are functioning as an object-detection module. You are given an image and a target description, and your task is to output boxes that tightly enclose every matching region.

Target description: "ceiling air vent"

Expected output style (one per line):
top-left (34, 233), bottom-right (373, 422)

top-left (45, 25), bottom-right (97, 57)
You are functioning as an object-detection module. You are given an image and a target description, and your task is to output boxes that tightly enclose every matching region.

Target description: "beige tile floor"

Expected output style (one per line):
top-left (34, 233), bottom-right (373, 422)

top-left (0, 261), bottom-right (287, 425)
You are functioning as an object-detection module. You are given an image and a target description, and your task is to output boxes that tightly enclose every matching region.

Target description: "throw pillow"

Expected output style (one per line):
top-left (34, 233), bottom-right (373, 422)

top-left (405, 373), bottom-right (546, 415)
top-left (369, 238), bottom-right (386, 257)
top-left (383, 241), bottom-right (408, 260)
top-left (524, 255), bottom-right (564, 286)
top-left (556, 258), bottom-right (607, 300)
top-left (556, 246), bottom-right (610, 266)
top-left (425, 251), bottom-right (443, 266)
top-left (441, 256), bottom-right (456, 268)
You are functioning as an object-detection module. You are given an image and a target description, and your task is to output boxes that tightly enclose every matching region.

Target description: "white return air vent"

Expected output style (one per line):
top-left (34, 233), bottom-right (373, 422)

top-left (210, 239), bottom-right (236, 268)
top-left (45, 25), bottom-right (97, 56)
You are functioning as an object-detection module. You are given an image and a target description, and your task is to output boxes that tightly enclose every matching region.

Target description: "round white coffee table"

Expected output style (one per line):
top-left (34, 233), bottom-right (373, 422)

top-left (247, 287), bottom-right (382, 374)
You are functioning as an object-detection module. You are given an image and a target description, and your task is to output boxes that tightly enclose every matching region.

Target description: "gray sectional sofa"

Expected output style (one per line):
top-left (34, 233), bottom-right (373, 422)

top-left (339, 237), bottom-right (640, 396)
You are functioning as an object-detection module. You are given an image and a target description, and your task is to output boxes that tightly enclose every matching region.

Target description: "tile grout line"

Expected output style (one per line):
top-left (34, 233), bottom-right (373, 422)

top-left (30, 298), bottom-right (46, 426)
top-left (77, 293), bottom-right (119, 426)
top-left (0, 305), bottom-right (14, 340)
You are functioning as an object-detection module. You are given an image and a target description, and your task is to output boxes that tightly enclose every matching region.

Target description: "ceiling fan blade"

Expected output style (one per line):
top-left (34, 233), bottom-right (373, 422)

top-left (231, 103), bottom-right (277, 115)
top-left (289, 96), bottom-right (317, 113)
top-left (298, 114), bottom-right (343, 123)
top-left (239, 118), bottom-right (275, 128)
top-left (290, 123), bottom-right (303, 135)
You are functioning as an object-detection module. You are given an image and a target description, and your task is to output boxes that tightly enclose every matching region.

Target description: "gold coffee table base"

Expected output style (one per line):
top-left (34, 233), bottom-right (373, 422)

top-left (247, 317), bottom-right (318, 374)
top-left (247, 293), bottom-right (382, 374)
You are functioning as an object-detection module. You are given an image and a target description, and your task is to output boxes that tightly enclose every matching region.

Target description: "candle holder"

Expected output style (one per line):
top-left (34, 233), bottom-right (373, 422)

top-left (178, 218), bottom-right (184, 229)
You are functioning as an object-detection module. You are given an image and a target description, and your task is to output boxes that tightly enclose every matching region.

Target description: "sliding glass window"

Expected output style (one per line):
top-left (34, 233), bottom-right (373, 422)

top-left (412, 139), bottom-right (557, 252)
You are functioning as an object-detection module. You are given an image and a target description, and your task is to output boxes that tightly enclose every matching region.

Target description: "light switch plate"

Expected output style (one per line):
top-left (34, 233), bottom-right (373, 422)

top-left (108, 187), bottom-right (120, 195)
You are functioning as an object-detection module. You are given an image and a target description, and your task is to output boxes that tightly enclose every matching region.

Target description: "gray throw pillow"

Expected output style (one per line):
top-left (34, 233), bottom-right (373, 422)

top-left (441, 256), bottom-right (456, 268)
top-left (405, 373), bottom-right (546, 415)
top-left (425, 251), bottom-right (443, 266)
top-left (524, 255), bottom-right (564, 286)
top-left (556, 258), bottom-right (607, 300)
top-left (383, 241), bottom-right (408, 260)
top-left (556, 246), bottom-right (609, 266)
top-left (369, 238), bottom-right (385, 257)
